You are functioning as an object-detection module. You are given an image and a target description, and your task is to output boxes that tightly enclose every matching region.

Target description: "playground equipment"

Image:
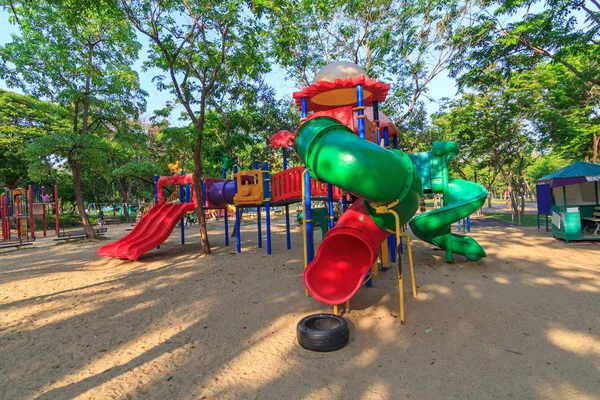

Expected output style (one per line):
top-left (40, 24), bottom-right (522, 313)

top-left (536, 161), bottom-right (600, 241)
top-left (98, 135), bottom-right (352, 260)
top-left (98, 61), bottom-right (487, 326)
top-left (1, 185), bottom-right (59, 247)
top-left (292, 61), bottom-right (487, 321)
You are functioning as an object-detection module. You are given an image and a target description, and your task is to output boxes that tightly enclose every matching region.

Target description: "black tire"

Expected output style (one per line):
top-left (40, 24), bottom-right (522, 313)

top-left (297, 314), bottom-right (349, 352)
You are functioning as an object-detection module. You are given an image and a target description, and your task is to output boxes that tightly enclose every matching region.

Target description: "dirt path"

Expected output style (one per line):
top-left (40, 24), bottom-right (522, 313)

top-left (1, 217), bottom-right (598, 399)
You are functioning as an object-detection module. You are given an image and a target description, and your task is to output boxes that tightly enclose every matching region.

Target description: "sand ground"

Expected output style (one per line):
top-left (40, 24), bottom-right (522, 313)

top-left (0, 215), bottom-right (599, 400)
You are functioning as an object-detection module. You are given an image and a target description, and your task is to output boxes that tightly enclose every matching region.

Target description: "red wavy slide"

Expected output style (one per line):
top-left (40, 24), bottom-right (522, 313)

top-left (98, 202), bottom-right (195, 261)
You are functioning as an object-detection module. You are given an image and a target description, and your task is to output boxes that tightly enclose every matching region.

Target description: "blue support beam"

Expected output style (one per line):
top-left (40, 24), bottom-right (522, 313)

top-left (264, 161), bottom-right (271, 255)
top-left (234, 166), bottom-right (241, 253)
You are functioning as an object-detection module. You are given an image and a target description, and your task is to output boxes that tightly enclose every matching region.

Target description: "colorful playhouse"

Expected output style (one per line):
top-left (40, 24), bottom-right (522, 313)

top-left (536, 161), bottom-right (600, 241)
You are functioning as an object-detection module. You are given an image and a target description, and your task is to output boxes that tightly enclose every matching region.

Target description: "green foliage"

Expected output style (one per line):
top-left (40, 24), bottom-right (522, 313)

top-left (268, 0), bottom-right (478, 124)
top-left (526, 153), bottom-right (570, 182)
top-left (0, 89), bottom-right (71, 188)
top-left (451, 0), bottom-right (600, 87)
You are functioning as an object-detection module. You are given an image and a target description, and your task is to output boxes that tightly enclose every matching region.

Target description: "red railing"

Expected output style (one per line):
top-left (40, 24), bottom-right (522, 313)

top-left (271, 166), bottom-right (344, 205)
top-left (157, 173), bottom-right (197, 206)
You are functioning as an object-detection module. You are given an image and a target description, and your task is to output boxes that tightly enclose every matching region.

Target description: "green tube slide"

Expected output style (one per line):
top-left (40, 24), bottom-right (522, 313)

top-left (296, 117), bottom-right (487, 263)
top-left (296, 117), bottom-right (422, 229)
top-left (409, 179), bottom-right (488, 261)
top-left (408, 143), bottom-right (488, 261)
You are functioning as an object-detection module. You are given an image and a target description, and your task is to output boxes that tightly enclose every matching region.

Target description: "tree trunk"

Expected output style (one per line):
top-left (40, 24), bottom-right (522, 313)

top-left (593, 132), bottom-right (599, 163)
top-left (487, 189), bottom-right (492, 208)
top-left (193, 132), bottom-right (211, 255)
top-left (69, 158), bottom-right (95, 238)
top-left (118, 183), bottom-right (131, 223)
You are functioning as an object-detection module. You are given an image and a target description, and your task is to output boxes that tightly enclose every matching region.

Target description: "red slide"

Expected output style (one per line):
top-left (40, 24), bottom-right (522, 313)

top-left (303, 201), bottom-right (390, 305)
top-left (98, 202), bottom-right (196, 261)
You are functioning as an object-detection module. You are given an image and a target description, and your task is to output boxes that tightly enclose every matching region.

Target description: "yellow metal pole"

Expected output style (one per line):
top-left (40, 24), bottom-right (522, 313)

top-left (333, 305), bottom-right (338, 315)
top-left (302, 170), bottom-right (309, 297)
top-left (370, 199), bottom-right (416, 325)
top-left (371, 260), bottom-right (379, 277)
top-left (401, 232), bottom-right (417, 297)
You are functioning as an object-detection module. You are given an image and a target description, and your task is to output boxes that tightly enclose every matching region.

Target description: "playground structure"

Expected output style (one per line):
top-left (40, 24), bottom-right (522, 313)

top-left (536, 161), bottom-right (600, 241)
top-left (98, 61), bottom-right (487, 323)
top-left (97, 156), bottom-right (348, 260)
top-left (1, 185), bottom-right (59, 248)
top-left (291, 61), bottom-right (488, 320)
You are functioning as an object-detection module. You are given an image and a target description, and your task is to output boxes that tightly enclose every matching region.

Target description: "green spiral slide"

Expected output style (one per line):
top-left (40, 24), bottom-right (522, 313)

top-left (408, 143), bottom-right (488, 261)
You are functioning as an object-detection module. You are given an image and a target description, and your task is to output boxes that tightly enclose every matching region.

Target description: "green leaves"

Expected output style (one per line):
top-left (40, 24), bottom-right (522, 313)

top-left (0, 89), bottom-right (71, 187)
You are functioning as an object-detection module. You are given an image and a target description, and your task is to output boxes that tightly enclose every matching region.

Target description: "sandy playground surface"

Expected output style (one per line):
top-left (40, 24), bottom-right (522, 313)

top-left (0, 215), bottom-right (599, 400)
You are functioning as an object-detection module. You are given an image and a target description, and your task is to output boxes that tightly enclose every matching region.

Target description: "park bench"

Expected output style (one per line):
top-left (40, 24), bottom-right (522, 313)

top-left (54, 227), bottom-right (107, 241)
top-left (0, 236), bottom-right (35, 250)
top-left (582, 206), bottom-right (600, 236)
top-left (103, 218), bottom-right (126, 226)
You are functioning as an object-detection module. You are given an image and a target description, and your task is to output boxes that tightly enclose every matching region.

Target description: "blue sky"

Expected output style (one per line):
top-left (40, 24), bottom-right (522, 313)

top-left (0, 8), bottom-right (457, 122)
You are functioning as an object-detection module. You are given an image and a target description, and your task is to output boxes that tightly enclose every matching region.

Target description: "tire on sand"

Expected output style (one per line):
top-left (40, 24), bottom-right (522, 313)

top-left (297, 313), bottom-right (349, 352)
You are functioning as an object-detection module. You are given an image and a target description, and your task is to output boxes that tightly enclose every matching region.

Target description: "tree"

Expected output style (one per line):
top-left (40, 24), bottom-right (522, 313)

top-left (0, 1), bottom-right (146, 237)
top-left (452, 0), bottom-right (600, 88)
top-left (119, 0), bottom-right (270, 254)
top-left (433, 71), bottom-right (535, 219)
top-left (109, 121), bottom-right (159, 222)
top-left (526, 153), bottom-right (570, 182)
top-left (512, 55), bottom-right (600, 162)
top-left (269, 0), bottom-right (479, 125)
top-left (0, 89), bottom-right (71, 188)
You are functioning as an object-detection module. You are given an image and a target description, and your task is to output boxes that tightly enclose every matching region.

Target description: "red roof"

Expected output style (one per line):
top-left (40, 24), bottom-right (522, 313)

top-left (269, 130), bottom-right (296, 149)
top-left (292, 75), bottom-right (390, 112)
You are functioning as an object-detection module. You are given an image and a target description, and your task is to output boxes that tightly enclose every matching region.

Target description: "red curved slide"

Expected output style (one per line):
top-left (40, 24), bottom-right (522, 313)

top-left (98, 202), bottom-right (195, 261)
top-left (303, 201), bottom-right (390, 305)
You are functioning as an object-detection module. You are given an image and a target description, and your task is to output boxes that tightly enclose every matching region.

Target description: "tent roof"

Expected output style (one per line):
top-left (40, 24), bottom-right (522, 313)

top-left (536, 161), bottom-right (600, 187)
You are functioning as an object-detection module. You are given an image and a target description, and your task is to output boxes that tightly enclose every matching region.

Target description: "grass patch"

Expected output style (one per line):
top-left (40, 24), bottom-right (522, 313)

top-left (32, 213), bottom-right (135, 230)
top-left (482, 212), bottom-right (550, 227)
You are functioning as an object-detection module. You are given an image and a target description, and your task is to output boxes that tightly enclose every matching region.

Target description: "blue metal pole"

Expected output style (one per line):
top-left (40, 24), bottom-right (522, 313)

top-left (153, 175), bottom-right (159, 204)
top-left (180, 171), bottom-right (185, 245)
top-left (546, 214), bottom-right (549, 232)
top-left (393, 135), bottom-right (398, 149)
top-left (304, 168), bottom-right (313, 262)
top-left (388, 235), bottom-right (396, 263)
top-left (327, 183), bottom-right (335, 229)
top-left (537, 213), bottom-right (540, 229)
top-left (301, 97), bottom-right (308, 119)
top-left (222, 167), bottom-right (229, 247)
top-left (342, 193), bottom-right (348, 212)
top-left (283, 148), bottom-right (291, 250)
top-left (467, 216), bottom-right (471, 232)
top-left (373, 101), bottom-right (381, 146)
top-left (383, 127), bottom-right (390, 148)
top-left (264, 161), bottom-right (271, 255)
top-left (254, 160), bottom-right (262, 249)
top-left (234, 166), bottom-right (241, 253)
top-left (201, 179), bottom-right (206, 207)
top-left (356, 85), bottom-right (365, 139)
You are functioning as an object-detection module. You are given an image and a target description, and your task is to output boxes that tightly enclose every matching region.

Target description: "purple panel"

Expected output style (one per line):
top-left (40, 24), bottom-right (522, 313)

top-left (549, 177), bottom-right (587, 187)
top-left (536, 184), bottom-right (552, 214)
top-left (207, 180), bottom-right (235, 206)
